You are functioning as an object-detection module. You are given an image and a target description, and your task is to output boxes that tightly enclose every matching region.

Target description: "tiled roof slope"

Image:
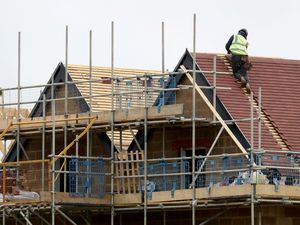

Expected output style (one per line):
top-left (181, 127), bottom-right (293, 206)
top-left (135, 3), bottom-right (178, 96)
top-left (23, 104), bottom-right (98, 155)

top-left (247, 56), bottom-right (300, 151)
top-left (194, 53), bottom-right (300, 151)
top-left (68, 65), bottom-right (161, 151)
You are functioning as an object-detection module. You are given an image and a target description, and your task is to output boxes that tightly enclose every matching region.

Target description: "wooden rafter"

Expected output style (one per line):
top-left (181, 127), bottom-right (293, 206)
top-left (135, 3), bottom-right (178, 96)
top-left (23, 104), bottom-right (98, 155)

top-left (181, 65), bottom-right (248, 156)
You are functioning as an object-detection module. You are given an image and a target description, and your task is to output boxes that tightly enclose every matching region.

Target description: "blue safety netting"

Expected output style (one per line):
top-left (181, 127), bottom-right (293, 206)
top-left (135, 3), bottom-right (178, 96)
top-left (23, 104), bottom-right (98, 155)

top-left (139, 160), bottom-right (189, 199)
top-left (157, 76), bottom-right (176, 112)
top-left (69, 158), bottom-right (106, 198)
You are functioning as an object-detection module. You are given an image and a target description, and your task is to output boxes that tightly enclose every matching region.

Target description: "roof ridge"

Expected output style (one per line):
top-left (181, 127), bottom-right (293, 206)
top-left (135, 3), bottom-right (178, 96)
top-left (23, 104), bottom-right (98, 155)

top-left (67, 64), bottom-right (160, 73)
top-left (220, 55), bottom-right (290, 151)
top-left (195, 52), bottom-right (300, 62)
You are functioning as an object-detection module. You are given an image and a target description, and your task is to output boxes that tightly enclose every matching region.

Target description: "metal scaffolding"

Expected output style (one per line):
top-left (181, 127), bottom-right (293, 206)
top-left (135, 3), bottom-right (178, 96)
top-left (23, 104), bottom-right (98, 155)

top-left (0, 14), bottom-right (297, 225)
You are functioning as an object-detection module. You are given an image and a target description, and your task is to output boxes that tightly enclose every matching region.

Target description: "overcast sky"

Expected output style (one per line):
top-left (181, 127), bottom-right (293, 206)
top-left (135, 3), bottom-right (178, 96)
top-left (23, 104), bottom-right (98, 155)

top-left (0, 0), bottom-right (299, 90)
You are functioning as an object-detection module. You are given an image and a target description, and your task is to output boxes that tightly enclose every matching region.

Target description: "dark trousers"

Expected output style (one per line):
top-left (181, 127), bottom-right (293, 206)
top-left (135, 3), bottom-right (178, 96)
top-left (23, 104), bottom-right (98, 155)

top-left (231, 54), bottom-right (249, 82)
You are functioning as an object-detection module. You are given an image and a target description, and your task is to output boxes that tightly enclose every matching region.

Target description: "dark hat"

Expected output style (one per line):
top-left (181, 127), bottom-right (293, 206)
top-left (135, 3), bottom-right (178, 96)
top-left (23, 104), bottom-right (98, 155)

top-left (238, 28), bottom-right (248, 37)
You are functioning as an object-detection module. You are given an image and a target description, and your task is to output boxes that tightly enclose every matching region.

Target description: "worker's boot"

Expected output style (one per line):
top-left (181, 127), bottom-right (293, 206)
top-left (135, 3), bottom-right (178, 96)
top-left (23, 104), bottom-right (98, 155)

top-left (241, 76), bottom-right (247, 87)
top-left (246, 83), bottom-right (251, 93)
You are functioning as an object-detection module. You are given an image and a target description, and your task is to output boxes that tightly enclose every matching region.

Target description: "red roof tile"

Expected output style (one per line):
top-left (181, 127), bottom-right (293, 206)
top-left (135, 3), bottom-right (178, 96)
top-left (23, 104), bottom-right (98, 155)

top-left (195, 53), bottom-right (300, 151)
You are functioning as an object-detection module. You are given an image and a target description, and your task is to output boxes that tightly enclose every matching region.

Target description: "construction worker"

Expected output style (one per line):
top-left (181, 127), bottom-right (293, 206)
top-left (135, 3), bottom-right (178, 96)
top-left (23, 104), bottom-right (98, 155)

top-left (225, 28), bottom-right (252, 92)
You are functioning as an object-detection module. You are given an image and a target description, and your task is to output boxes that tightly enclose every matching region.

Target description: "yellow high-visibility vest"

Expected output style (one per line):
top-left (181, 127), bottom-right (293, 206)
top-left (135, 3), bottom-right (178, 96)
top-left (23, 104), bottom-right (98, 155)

top-left (229, 34), bottom-right (248, 55)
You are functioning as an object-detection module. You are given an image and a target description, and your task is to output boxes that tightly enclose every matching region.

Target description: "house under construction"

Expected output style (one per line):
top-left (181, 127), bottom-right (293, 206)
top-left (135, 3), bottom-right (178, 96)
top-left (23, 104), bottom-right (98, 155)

top-left (0, 21), bottom-right (300, 225)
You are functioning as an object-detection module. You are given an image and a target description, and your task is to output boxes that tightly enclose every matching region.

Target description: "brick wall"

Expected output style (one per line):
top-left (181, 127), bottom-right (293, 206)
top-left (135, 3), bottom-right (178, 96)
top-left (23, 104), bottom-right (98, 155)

top-left (176, 76), bottom-right (213, 120)
top-left (45, 84), bottom-right (84, 116)
top-left (147, 125), bottom-right (240, 159)
top-left (17, 131), bottom-right (109, 193)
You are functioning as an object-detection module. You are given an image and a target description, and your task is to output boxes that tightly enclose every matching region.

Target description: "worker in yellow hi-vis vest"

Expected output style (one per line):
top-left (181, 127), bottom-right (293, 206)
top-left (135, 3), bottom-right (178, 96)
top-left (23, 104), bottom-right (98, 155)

top-left (226, 28), bottom-right (252, 92)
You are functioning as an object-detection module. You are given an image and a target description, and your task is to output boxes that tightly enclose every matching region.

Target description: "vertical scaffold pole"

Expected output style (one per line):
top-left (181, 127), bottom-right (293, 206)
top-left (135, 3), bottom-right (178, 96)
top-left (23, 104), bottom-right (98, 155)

top-left (213, 56), bottom-right (217, 121)
top-left (110, 21), bottom-right (115, 225)
top-left (162, 21), bottom-right (165, 73)
top-left (2, 90), bottom-right (6, 158)
top-left (86, 29), bottom-right (93, 197)
top-left (89, 30), bottom-right (93, 114)
top-left (51, 71), bottom-right (56, 225)
top-left (143, 23), bottom-right (152, 223)
top-left (64, 25), bottom-right (69, 115)
top-left (250, 91), bottom-right (255, 225)
top-left (162, 21), bottom-right (166, 159)
top-left (2, 209), bottom-right (5, 225)
top-left (76, 134), bottom-right (79, 193)
top-left (144, 74), bottom-right (148, 225)
top-left (64, 25), bottom-right (69, 192)
top-left (88, 29), bottom-right (93, 157)
top-left (192, 13), bottom-right (196, 225)
top-left (1, 91), bottom-right (4, 120)
top-left (42, 94), bottom-right (46, 191)
top-left (17, 31), bottom-right (21, 184)
top-left (250, 92), bottom-right (254, 157)
top-left (258, 87), bottom-right (262, 163)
